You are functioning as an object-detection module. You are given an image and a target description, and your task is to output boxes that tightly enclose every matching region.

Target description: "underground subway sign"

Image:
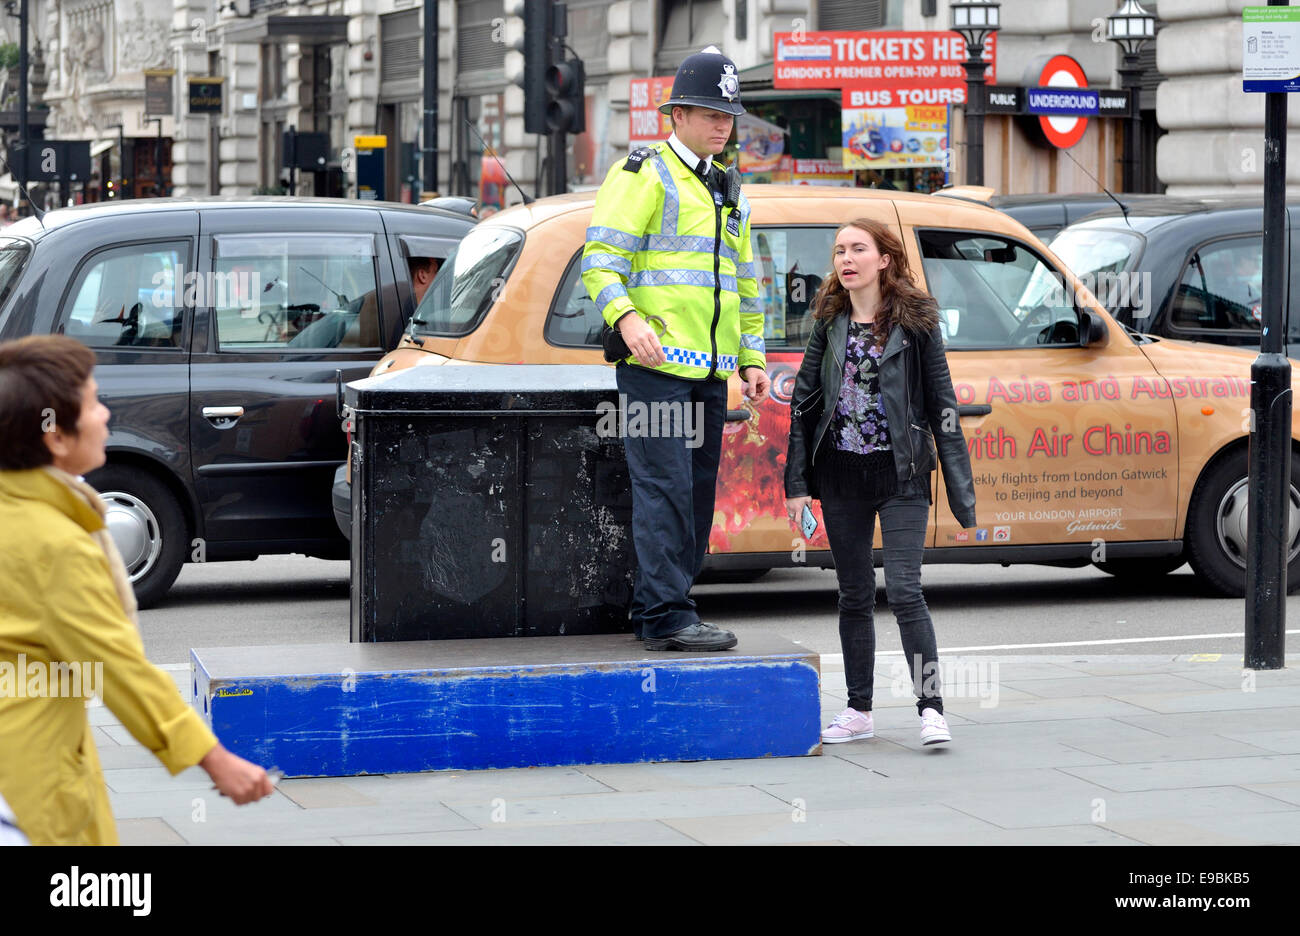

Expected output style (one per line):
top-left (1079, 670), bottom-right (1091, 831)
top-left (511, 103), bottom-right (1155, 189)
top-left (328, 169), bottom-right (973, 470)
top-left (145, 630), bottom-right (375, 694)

top-left (1033, 54), bottom-right (1092, 149)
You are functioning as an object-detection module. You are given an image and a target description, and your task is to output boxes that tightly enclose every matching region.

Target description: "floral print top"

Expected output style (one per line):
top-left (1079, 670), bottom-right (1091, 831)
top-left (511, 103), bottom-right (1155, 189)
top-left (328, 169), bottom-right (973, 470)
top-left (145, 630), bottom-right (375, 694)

top-left (830, 320), bottom-right (891, 454)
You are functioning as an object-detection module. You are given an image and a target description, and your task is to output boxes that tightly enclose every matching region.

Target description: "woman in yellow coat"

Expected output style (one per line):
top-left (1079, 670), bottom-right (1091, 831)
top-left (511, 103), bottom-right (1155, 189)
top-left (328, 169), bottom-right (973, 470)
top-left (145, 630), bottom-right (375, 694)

top-left (0, 335), bottom-right (274, 844)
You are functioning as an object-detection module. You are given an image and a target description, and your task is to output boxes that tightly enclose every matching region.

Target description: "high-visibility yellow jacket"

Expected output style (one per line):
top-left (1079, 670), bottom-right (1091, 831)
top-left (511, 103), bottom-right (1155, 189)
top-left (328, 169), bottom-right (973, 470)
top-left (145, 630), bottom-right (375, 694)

top-left (582, 141), bottom-right (765, 381)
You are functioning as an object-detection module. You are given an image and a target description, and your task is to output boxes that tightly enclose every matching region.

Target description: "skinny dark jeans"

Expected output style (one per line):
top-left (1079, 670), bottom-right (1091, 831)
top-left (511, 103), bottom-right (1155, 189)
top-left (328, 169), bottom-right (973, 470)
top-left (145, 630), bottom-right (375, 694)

top-left (820, 477), bottom-right (944, 716)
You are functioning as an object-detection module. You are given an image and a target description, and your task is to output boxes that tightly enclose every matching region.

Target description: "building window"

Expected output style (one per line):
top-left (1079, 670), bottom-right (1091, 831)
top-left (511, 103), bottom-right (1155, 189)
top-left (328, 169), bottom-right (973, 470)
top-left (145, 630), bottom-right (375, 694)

top-left (382, 10), bottom-right (422, 84)
top-left (456, 0), bottom-right (505, 74)
top-left (818, 0), bottom-right (886, 31)
top-left (657, 0), bottom-right (725, 73)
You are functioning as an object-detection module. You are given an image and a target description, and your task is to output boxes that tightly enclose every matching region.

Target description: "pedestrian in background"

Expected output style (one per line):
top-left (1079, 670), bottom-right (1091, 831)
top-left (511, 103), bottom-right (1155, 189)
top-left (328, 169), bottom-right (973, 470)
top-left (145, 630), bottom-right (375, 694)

top-left (0, 335), bottom-right (274, 844)
top-left (582, 46), bottom-right (770, 650)
top-left (784, 219), bottom-right (977, 745)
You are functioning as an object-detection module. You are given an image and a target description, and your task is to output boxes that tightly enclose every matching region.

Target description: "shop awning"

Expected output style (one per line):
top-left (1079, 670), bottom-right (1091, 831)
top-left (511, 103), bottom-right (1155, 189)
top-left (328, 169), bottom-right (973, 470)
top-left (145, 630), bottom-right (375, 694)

top-left (223, 14), bottom-right (349, 45)
top-left (90, 139), bottom-right (115, 158)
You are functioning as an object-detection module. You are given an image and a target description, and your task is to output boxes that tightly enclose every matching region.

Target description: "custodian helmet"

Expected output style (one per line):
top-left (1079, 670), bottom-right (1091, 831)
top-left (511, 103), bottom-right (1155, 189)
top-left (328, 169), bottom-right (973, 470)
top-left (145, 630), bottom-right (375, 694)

top-left (657, 45), bottom-right (745, 117)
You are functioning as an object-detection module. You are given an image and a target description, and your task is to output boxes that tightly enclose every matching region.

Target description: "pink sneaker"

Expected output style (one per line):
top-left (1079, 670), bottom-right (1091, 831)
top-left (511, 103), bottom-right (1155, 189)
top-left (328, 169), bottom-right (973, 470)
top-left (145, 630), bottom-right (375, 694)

top-left (821, 707), bottom-right (874, 743)
top-left (920, 707), bottom-right (951, 745)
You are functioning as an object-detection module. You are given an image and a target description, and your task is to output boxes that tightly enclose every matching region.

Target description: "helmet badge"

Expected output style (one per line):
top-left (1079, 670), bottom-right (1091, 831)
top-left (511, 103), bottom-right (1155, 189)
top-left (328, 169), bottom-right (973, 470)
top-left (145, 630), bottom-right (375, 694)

top-left (717, 63), bottom-right (738, 102)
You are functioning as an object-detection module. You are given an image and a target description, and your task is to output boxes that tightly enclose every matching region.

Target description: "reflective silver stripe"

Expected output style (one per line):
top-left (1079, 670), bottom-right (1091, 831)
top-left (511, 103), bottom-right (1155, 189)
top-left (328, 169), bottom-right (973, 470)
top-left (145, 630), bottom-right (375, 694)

top-left (735, 261), bottom-right (755, 279)
top-left (582, 253), bottom-right (632, 277)
top-left (740, 333), bottom-right (766, 353)
top-left (586, 225), bottom-right (643, 252)
top-left (737, 192), bottom-right (751, 229)
top-left (650, 155), bottom-right (679, 235)
top-left (740, 297), bottom-right (761, 316)
top-left (629, 269), bottom-right (737, 292)
top-left (595, 283), bottom-right (628, 310)
top-left (661, 345), bottom-right (739, 371)
top-left (643, 234), bottom-right (739, 263)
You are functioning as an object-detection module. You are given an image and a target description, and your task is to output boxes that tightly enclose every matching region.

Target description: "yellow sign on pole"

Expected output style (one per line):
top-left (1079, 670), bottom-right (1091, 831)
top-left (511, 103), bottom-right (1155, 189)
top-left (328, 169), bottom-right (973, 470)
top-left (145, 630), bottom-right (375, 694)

top-left (353, 135), bottom-right (388, 151)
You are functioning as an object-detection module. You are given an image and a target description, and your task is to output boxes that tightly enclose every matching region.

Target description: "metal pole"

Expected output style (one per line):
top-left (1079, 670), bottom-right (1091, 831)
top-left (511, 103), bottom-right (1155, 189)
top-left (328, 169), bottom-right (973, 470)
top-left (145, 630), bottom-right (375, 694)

top-left (962, 44), bottom-right (986, 187)
top-left (1118, 53), bottom-right (1143, 192)
top-left (423, 0), bottom-right (437, 195)
top-left (18, 0), bottom-right (27, 188)
top-left (1246, 0), bottom-right (1291, 671)
top-left (156, 119), bottom-right (163, 196)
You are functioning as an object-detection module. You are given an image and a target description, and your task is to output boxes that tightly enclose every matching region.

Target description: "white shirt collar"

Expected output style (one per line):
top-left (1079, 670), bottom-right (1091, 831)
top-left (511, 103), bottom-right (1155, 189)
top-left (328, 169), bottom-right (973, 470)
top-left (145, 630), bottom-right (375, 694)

top-left (666, 133), bottom-right (712, 175)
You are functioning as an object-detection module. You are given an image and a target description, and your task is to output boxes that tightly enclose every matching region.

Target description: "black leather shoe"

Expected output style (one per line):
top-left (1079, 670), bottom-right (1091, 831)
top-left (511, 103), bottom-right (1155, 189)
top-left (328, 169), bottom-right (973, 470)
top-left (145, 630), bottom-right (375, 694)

top-left (644, 622), bottom-right (737, 651)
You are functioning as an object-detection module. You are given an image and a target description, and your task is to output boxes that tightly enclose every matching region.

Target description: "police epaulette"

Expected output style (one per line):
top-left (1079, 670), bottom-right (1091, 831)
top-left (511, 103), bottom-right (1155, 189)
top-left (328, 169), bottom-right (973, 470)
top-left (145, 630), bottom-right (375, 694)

top-left (623, 146), bottom-right (656, 172)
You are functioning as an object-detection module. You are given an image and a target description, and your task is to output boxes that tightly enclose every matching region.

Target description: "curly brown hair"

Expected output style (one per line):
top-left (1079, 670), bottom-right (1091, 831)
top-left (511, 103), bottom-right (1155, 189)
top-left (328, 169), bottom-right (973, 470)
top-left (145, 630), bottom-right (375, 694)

top-left (811, 218), bottom-right (934, 349)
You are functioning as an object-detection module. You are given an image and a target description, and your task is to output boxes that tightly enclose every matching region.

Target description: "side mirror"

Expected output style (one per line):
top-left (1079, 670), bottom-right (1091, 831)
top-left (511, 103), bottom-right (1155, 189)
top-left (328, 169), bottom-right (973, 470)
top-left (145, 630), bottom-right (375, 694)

top-left (1079, 309), bottom-right (1110, 348)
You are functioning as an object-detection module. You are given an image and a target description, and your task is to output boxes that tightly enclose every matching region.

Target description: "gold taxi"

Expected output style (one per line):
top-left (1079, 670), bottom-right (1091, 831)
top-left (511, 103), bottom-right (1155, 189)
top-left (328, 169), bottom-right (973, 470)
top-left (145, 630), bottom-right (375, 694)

top-left (358, 186), bottom-right (1300, 598)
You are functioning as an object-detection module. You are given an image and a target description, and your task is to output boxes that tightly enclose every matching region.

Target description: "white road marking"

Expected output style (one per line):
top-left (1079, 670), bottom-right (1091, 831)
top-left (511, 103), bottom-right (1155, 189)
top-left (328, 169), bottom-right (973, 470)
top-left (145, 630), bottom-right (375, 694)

top-left (817, 629), bottom-right (1300, 664)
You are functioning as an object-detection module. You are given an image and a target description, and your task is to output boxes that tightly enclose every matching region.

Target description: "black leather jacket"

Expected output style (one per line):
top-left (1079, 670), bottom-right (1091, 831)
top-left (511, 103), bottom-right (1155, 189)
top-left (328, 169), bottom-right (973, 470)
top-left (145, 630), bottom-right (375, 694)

top-left (784, 312), bottom-right (978, 527)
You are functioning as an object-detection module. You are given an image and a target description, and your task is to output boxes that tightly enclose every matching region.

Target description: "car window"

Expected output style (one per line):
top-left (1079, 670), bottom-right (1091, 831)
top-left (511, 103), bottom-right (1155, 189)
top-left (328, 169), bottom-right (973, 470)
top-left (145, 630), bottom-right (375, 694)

top-left (1170, 237), bottom-right (1263, 334)
top-left (753, 227), bottom-right (838, 350)
top-left (917, 229), bottom-right (1083, 349)
top-left (0, 238), bottom-right (29, 313)
top-left (212, 233), bottom-right (380, 351)
top-left (410, 226), bottom-right (524, 337)
top-left (61, 241), bottom-right (188, 349)
top-left (543, 226), bottom-right (839, 351)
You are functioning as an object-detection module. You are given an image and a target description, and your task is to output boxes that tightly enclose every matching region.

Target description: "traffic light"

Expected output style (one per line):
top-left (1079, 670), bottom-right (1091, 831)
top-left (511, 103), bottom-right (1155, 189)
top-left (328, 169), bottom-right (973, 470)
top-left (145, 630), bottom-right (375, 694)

top-left (506, 0), bottom-right (550, 135)
top-left (546, 57), bottom-right (585, 134)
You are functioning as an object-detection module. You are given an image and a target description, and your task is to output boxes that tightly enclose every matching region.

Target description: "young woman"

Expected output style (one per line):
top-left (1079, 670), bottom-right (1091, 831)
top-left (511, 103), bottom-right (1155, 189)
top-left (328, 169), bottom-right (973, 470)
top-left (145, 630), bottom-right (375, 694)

top-left (784, 219), bottom-right (977, 746)
top-left (0, 335), bottom-right (274, 844)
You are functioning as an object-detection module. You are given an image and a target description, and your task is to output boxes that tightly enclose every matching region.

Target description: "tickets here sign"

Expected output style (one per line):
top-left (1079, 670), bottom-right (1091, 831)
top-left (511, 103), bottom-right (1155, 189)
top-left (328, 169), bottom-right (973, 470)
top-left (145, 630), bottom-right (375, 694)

top-left (774, 30), bottom-right (996, 90)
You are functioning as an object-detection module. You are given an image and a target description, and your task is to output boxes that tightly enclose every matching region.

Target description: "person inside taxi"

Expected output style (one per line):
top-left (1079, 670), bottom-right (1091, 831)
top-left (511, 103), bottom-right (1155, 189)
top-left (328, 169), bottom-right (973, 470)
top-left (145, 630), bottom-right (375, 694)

top-left (784, 219), bottom-right (977, 746)
top-left (290, 253), bottom-right (439, 348)
top-left (0, 335), bottom-right (275, 844)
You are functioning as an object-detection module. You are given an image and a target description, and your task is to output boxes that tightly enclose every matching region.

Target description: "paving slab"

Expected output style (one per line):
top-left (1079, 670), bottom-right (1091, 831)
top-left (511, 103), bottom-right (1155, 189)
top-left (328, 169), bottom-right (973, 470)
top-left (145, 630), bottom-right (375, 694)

top-left (103, 765), bottom-right (214, 794)
top-left (1001, 673), bottom-right (1213, 699)
top-left (1115, 706), bottom-right (1300, 738)
top-left (105, 787), bottom-right (303, 821)
top-left (1101, 811), bottom-right (1300, 845)
top-left (579, 753), bottom-right (874, 793)
top-left (662, 803), bottom-right (1004, 845)
top-left (94, 745), bottom-right (173, 770)
top-left (440, 786), bottom-right (792, 827)
top-left (1108, 685), bottom-right (1300, 714)
top-left (336, 767), bottom-right (614, 802)
top-left (942, 784), bottom-right (1294, 830)
top-left (1217, 729), bottom-right (1300, 754)
top-left (944, 696), bottom-right (1161, 725)
top-left (1167, 666), bottom-right (1300, 690)
top-left (1062, 754), bottom-right (1300, 792)
top-left (1060, 734), bottom-right (1277, 763)
top-left (115, 818), bottom-right (187, 846)
top-left (277, 780), bottom-right (380, 809)
top-left (174, 799), bottom-right (478, 845)
top-left (336, 820), bottom-right (700, 846)
top-left (1240, 781), bottom-right (1300, 807)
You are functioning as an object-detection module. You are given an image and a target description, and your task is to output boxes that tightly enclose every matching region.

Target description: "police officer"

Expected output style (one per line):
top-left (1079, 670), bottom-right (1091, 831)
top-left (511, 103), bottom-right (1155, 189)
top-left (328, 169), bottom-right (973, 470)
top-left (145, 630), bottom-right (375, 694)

top-left (582, 46), bottom-right (770, 651)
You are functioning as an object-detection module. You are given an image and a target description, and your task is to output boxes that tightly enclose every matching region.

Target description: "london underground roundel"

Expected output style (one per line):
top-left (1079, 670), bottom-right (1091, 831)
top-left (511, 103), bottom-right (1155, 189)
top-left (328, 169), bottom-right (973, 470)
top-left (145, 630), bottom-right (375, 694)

top-left (1039, 55), bottom-right (1089, 149)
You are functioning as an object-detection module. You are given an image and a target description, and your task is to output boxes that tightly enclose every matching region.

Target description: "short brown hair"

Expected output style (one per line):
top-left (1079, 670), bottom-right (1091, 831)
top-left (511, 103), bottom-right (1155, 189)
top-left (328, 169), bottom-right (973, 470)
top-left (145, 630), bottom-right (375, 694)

top-left (0, 335), bottom-right (97, 470)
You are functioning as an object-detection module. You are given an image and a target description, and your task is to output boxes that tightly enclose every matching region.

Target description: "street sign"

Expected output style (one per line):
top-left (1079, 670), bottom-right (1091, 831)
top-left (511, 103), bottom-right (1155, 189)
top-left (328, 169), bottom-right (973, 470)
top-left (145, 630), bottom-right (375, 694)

top-left (145, 69), bottom-right (175, 116)
top-left (1243, 6), bottom-right (1300, 92)
top-left (188, 76), bottom-right (224, 114)
top-left (354, 134), bottom-right (387, 201)
top-left (16, 140), bottom-right (92, 182)
top-left (1032, 55), bottom-right (1090, 149)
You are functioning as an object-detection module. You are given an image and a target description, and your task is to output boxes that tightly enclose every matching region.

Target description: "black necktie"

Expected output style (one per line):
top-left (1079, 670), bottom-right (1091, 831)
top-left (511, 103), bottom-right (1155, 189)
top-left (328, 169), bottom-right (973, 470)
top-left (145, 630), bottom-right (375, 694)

top-left (698, 161), bottom-right (711, 189)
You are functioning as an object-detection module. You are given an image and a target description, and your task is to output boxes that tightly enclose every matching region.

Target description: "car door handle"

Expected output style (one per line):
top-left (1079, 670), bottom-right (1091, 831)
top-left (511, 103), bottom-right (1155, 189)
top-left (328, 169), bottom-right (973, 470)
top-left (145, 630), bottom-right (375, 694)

top-left (957, 405), bottom-right (992, 417)
top-left (201, 403), bottom-right (244, 418)
top-left (725, 409), bottom-right (752, 423)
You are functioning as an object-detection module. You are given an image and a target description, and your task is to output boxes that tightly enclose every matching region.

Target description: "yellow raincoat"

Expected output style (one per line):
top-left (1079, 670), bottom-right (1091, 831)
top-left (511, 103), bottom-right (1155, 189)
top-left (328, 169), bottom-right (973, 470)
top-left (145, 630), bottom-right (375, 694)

top-left (0, 468), bottom-right (217, 845)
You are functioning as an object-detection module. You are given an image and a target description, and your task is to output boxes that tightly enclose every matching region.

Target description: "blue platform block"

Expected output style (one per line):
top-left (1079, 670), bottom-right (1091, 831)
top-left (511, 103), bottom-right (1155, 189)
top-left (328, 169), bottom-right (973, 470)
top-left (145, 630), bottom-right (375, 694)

top-left (191, 635), bottom-right (822, 777)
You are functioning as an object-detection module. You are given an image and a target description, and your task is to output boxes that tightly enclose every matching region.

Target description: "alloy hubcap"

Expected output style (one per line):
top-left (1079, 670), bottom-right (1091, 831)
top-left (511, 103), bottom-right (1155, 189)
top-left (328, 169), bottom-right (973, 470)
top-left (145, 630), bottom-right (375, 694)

top-left (101, 491), bottom-right (163, 582)
top-left (1215, 477), bottom-right (1300, 570)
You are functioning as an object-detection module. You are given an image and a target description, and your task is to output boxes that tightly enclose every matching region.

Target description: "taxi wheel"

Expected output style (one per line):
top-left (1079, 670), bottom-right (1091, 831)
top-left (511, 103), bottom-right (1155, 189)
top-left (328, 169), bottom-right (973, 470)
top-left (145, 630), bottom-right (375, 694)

top-left (1185, 448), bottom-right (1300, 597)
top-left (88, 465), bottom-right (188, 610)
top-left (1094, 556), bottom-right (1186, 579)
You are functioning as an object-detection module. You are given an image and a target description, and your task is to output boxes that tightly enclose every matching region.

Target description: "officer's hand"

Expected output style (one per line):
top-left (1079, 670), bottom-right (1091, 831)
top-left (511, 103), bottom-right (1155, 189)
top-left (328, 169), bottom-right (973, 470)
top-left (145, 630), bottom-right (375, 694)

top-left (741, 367), bottom-right (770, 404)
top-left (619, 314), bottom-right (666, 367)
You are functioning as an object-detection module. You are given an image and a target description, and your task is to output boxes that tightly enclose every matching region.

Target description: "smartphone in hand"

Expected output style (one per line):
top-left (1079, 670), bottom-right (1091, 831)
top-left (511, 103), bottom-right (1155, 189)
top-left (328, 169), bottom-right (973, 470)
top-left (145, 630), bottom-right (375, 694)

top-left (801, 504), bottom-right (818, 539)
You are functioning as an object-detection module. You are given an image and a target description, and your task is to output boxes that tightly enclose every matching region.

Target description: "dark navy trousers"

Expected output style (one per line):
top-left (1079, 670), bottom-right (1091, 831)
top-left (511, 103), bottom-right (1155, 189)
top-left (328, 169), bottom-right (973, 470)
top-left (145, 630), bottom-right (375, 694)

top-left (615, 362), bottom-right (727, 639)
